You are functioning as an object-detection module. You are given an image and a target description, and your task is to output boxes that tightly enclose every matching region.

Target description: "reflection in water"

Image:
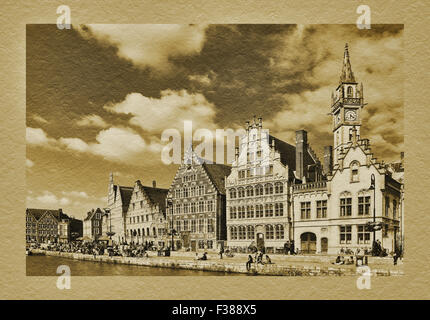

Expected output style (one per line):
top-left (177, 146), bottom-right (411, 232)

top-left (26, 255), bottom-right (246, 276)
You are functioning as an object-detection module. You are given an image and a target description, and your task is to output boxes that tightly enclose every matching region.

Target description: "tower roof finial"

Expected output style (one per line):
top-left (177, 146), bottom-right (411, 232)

top-left (340, 43), bottom-right (356, 84)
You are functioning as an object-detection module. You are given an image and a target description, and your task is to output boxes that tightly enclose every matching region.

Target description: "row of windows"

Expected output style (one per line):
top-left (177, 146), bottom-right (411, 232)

top-left (174, 200), bottom-right (214, 214)
top-left (299, 197), bottom-right (373, 220)
top-left (182, 174), bottom-right (197, 182)
top-left (300, 200), bottom-right (327, 219)
top-left (127, 227), bottom-right (166, 237)
top-left (129, 214), bottom-right (154, 224)
top-left (229, 203), bottom-right (284, 219)
top-left (174, 186), bottom-right (206, 198)
top-left (170, 218), bottom-right (215, 233)
top-left (229, 225), bottom-right (285, 240)
top-left (238, 165), bottom-right (273, 179)
top-left (339, 225), bottom-right (371, 244)
top-left (229, 182), bottom-right (284, 199)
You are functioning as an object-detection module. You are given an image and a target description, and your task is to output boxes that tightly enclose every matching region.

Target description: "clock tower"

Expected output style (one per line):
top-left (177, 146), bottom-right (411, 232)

top-left (331, 43), bottom-right (365, 161)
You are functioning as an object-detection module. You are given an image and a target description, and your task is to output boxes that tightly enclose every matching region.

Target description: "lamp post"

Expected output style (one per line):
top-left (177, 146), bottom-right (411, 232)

top-left (166, 195), bottom-right (174, 251)
top-left (368, 174), bottom-right (377, 255)
top-left (104, 208), bottom-right (115, 246)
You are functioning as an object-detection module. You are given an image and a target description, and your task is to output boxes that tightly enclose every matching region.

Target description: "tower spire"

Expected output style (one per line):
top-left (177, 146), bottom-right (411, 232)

top-left (340, 43), bottom-right (356, 84)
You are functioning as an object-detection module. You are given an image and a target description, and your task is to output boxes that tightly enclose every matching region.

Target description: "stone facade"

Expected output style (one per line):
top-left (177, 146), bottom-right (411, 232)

top-left (125, 180), bottom-right (168, 247)
top-left (225, 118), bottom-right (322, 253)
top-left (166, 151), bottom-right (231, 252)
top-left (292, 44), bottom-right (403, 255)
top-left (83, 208), bottom-right (103, 240)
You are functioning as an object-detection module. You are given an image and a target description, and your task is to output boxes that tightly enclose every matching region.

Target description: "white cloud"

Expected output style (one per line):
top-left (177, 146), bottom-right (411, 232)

top-left (60, 127), bottom-right (162, 163)
top-left (76, 114), bottom-right (109, 128)
top-left (77, 24), bottom-right (208, 72)
top-left (26, 127), bottom-right (55, 146)
top-left (26, 159), bottom-right (34, 168)
top-left (104, 90), bottom-right (217, 133)
top-left (29, 191), bottom-right (71, 206)
top-left (59, 137), bottom-right (90, 152)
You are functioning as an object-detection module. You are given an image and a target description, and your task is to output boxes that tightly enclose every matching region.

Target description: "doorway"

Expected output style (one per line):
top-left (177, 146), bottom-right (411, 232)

top-left (300, 232), bottom-right (317, 254)
top-left (321, 237), bottom-right (328, 254)
top-left (256, 233), bottom-right (265, 251)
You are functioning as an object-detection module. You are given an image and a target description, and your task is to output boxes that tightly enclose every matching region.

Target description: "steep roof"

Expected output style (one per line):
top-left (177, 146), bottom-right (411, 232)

top-left (203, 163), bottom-right (232, 195)
top-left (119, 186), bottom-right (133, 212)
top-left (142, 186), bottom-right (169, 211)
top-left (26, 208), bottom-right (64, 221)
top-left (269, 135), bottom-right (297, 170)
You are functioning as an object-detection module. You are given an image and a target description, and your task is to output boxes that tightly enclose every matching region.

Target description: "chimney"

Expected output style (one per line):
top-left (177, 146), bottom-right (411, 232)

top-left (258, 117), bottom-right (262, 128)
top-left (152, 180), bottom-right (156, 188)
top-left (245, 121), bottom-right (250, 131)
top-left (295, 130), bottom-right (308, 180)
top-left (323, 146), bottom-right (333, 175)
top-left (400, 152), bottom-right (404, 165)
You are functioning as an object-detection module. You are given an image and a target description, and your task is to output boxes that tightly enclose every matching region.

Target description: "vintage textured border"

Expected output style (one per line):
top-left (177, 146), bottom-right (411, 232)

top-left (0, 0), bottom-right (429, 299)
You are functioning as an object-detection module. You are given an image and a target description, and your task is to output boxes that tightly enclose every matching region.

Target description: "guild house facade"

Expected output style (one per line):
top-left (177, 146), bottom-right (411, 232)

top-left (166, 148), bottom-right (231, 252)
top-left (225, 117), bottom-right (323, 253)
top-left (291, 44), bottom-right (403, 255)
top-left (125, 179), bottom-right (168, 247)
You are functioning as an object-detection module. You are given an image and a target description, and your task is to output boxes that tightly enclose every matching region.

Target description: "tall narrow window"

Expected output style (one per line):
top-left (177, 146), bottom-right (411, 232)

top-left (351, 161), bottom-right (359, 182)
top-left (316, 200), bottom-right (327, 218)
top-left (358, 196), bottom-right (370, 215)
top-left (340, 225), bottom-right (352, 244)
top-left (385, 196), bottom-right (390, 217)
top-left (340, 198), bottom-right (352, 216)
top-left (300, 202), bottom-right (311, 220)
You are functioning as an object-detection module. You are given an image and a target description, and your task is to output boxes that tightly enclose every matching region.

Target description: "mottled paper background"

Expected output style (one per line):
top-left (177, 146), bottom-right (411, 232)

top-left (1, 0), bottom-right (429, 299)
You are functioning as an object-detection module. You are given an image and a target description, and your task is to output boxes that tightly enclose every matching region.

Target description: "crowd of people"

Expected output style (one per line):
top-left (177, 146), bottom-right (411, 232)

top-left (27, 240), bottom-right (164, 258)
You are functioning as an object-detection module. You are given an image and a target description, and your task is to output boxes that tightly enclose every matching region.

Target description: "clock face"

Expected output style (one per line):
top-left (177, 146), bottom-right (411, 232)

top-left (345, 110), bottom-right (357, 121)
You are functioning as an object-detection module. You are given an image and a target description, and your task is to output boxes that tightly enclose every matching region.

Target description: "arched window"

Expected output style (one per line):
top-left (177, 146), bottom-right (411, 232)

top-left (350, 161), bottom-right (360, 182)
top-left (265, 225), bottom-right (274, 239)
top-left (247, 225), bottom-right (255, 239)
top-left (246, 186), bottom-right (254, 197)
top-left (230, 187), bottom-right (235, 198)
top-left (347, 86), bottom-right (353, 98)
top-left (239, 226), bottom-right (246, 240)
top-left (142, 228), bottom-right (145, 236)
top-left (265, 183), bottom-right (273, 195)
top-left (153, 227), bottom-right (157, 237)
top-left (237, 187), bottom-right (245, 198)
top-left (275, 182), bottom-right (284, 194)
top-left (255, 184), bottom-right (263, 196)
top-left (146, 227), bottom-right (150, 236)
top-left (230, 226), bottom-right (238, 240)
top-left (275, 225), bottom-right (284, 239)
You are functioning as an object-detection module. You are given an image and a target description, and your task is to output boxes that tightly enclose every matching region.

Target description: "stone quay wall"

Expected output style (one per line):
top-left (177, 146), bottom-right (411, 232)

top-left (31, 249), bottom-right (403, 277)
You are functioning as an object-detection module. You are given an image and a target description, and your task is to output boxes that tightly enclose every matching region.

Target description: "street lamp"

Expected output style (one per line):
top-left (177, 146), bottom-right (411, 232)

top-left (104, 208), bottom-right (115, 245)
top-left (166, 195), bottom-right (175, 251)
top-left (368, 173), bottom-right (378, 256)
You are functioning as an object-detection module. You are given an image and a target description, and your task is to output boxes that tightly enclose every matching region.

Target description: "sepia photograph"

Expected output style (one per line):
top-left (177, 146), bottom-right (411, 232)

top-left (25, 23), bottom-right (405, 278)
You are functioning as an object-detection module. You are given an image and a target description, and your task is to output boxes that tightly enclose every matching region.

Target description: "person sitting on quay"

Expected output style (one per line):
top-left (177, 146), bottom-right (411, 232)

top-left (265, 254), bottom-right (273, 264)
top-left (198, 252), bottom-right (208, 261)
top-left (333, 255), bottom-right (345, 265)
top-left (256, 251), bottom-right (264, 265)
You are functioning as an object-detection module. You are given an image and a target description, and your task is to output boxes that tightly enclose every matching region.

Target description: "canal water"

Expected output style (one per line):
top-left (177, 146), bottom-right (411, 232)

top-left (26, 255), bottom-right (246, 276)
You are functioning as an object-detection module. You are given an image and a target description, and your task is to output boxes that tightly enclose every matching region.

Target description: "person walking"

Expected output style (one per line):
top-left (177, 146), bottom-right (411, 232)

top-left (219, 247), bottom-right (224, 259)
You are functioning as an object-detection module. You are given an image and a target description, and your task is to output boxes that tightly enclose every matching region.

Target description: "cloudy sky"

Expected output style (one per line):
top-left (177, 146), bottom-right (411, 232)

top-left (26, 24), bottom-right (403, 219)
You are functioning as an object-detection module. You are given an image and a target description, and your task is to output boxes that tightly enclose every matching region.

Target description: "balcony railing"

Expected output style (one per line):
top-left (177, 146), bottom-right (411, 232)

top-left (332, 97), bottom-right (363, 110)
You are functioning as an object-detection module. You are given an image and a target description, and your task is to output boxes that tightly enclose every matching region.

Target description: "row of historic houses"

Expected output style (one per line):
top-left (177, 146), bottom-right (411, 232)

top-left (99, 44), bottom-right (404, 255)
